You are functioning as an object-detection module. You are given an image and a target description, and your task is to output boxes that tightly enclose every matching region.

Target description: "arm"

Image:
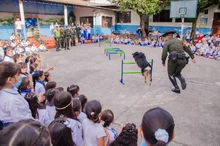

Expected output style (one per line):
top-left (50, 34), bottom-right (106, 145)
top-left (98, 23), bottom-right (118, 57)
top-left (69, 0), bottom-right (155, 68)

top-left (43, 67), bottom-right (54, 73)
top-left (161, 42), bottom-right (168, 65)
top-left (183, 45), bottom-right (195, 59)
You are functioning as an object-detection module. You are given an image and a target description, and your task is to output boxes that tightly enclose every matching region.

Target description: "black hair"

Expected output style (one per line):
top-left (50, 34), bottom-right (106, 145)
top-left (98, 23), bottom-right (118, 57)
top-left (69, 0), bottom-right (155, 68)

top-left (30, 63), bottom-right (38, 74)
top-left (56, 87), bottom-right (64, 92)
top-left (72, 99), bottom-right (81, 113)
top-left (25, 56), bottom-right (31, 64)
top-left (18, 62), bottom-right (27, 68)
top-left (0, 62), bottom-right (20, 90)
top-left (67, 84), bottom-right (79, 97)
top-left (101, 109), bottom-right (114, 127)
top-left (32, 70), bottom-right (44, 89)
top-left (24, 92), bottom-right (42, 119)
top-left (45, 88), bottom-right (59, 103)
top-left (110, 123), bottom-right (138, 146)
top-left (18, 77), bottom-right (30, 91)
top-left (48, 118), bottom-right (76, 146)
top-left (85, 100), bottom-right (102, 123)
top-left (141, 107), bottom-right (175, 146)
top-left (54, 91), bottom-right (75, 119)
top-left (77, 94), bottom-right (87, 112)
top-left (45, 81), bottom-right (56, 91)
top-left (0, 119), bottom-right (51, 146)
top-left (30, 57), bottom-right (37, 65)
top-left (44, 72), bottom-right (50, 82)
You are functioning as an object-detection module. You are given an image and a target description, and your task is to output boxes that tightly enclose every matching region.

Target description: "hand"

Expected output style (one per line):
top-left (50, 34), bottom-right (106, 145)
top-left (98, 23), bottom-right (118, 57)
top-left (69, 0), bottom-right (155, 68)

top-left (192, 58), bottom-right (196, 63)
top-left (162, 64), bottom-right (165, 67)
top-left (49, 67), bottom-right (54, 71)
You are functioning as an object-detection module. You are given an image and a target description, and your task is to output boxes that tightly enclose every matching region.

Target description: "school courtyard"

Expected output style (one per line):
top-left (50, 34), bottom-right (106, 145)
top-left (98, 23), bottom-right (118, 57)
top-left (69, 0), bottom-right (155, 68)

top-left (41, 43), bottom-right (220, 146)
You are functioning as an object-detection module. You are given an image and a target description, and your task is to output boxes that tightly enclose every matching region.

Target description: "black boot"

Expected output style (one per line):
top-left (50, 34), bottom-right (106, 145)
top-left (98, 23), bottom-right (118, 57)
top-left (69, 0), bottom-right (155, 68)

top-left (168, 75), bottom-right (180, 94)
top-left (176, 74), bottom-right (186, 90)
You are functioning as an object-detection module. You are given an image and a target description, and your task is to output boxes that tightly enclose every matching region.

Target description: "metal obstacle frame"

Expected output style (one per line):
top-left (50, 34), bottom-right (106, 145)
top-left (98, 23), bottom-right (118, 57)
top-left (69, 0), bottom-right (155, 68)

top-left (120, 59), bottom-right (154, 84)
top-left (104, 48), bottom-right (125, 60)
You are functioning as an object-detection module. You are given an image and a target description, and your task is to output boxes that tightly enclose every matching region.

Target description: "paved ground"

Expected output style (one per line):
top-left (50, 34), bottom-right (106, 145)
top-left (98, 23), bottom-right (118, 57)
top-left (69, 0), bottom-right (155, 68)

top-left (41, 42), bottom-right (220, 146)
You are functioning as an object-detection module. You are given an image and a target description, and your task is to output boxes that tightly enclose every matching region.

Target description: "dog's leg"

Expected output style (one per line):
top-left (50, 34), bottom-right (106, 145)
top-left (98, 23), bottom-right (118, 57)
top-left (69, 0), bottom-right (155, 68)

top-left (147, 73), bottom-right (151, 86)
top-left (143, 73), bottom-right (147, 84)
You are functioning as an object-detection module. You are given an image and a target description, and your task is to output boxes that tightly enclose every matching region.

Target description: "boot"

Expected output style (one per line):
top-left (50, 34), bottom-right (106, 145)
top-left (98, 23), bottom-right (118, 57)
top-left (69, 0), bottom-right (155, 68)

top-left (176, 74), bottom-right (186, 90)
top-left (168, 75), bottom-right (180, 94)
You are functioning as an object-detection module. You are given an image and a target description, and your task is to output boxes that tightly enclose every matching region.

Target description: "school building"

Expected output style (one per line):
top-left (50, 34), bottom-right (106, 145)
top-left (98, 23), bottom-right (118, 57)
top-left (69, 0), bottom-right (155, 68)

top-left (0, 0), bottom-right (219, 40)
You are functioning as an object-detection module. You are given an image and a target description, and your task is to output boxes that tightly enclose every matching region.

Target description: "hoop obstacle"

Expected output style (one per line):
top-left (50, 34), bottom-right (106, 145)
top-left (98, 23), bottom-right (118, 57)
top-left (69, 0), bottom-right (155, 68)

top-left (120, 59), bottom-right (154, 84)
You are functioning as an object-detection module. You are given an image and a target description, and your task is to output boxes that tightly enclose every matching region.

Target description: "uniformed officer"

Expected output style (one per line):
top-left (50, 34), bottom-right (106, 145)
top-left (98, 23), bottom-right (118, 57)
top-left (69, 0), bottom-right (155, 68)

top-left (70, 26), bottom-right (76, 46)
top-left (59, 26), bottom-right (65, 48)
top-left (64, 26), bottom-right (71, 50)
top-left (161, 30), bottom-right (196, 94)
top-left (54, 26), bottom-right (60, 51)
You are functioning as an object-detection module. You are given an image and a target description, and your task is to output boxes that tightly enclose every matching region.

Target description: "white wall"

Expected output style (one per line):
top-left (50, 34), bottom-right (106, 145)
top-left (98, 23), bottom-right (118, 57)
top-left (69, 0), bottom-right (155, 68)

top-left (74, 7), bottom-right (115, 26)
top-left (90, 0), bottom-right (110, 4)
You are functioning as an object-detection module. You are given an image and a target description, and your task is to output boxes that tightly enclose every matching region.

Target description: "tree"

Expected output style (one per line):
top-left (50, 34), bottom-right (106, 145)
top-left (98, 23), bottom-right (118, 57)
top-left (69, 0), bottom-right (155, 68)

top-left (190, 0), bottom-right (220, 41)
top-left (108, 0), bottom-right (170, 37)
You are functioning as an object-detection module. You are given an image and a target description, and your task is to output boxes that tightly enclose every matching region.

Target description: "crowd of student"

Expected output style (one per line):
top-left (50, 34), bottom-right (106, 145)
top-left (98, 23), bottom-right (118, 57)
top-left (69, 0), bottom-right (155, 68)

top-left (0, 50), bottom-right (175, 146)
top-left (0, 34), bottom-right (47, 62)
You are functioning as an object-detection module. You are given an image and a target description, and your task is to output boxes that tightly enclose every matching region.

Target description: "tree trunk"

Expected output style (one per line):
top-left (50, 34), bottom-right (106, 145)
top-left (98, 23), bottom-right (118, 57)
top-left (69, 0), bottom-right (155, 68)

top-left (140, 14), bottom-right (146, 38)
top-left (190, 10), bottom-right (200, 42)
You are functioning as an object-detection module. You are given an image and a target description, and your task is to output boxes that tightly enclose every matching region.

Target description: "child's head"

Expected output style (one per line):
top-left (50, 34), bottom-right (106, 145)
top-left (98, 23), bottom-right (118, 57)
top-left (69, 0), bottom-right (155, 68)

top-left (56, 86), bottom-right (64, 92)
top-left (48, 118), bottom-right (75, 146)
top-left (44, 72), bottom-right (51, 82)
top-left (140, 107), bottom-right (175, 146)
top-left (67, 84), bottom-right (79, 98)
top-left (110, 123), bottom-right (138, 146)
top-left (18, 77), bottom-right (32, 91)
top-left (72, 99), bottom-right (82, 116)
top-left (24, 92), bottom-right (41, 119)
top-left (25, 56), bottom-right (31, 64)
top-left (0, 120), bottom-right (51, 146)
top-left (45, 88), bottom-right (59, 104)
top-left (85, 100), bottom-right (102, 123)
top-left (101, 109), bottom-right (114, 127)
top-left (18, 62), bottom-right (28, 73)
top-left (77, 94), bottom-right (87, 112)
top-left (0, 62), bottom-right (20, 89)
top-left (30, 63), bottom-right (38, 74)
top-left (45, 81), bottom-right (57, 91)
top-left (32, 70), bottom-right (44, 88)
top-left (54, 91), bottom-right (74, 119)
top-left (4, 46), bottom-right (13, 56)
top-left (13, 53), bottom-right (22, 63)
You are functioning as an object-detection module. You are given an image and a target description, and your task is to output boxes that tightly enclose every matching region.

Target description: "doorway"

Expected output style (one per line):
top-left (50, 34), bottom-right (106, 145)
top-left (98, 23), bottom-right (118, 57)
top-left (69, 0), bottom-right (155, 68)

top-left (212, 12), bottom-right (220, 35)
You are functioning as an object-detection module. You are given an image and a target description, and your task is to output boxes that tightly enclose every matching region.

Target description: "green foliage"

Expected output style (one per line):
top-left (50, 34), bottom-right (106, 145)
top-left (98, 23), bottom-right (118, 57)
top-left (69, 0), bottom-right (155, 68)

top-left (108, 0), bottom-right (170, 15)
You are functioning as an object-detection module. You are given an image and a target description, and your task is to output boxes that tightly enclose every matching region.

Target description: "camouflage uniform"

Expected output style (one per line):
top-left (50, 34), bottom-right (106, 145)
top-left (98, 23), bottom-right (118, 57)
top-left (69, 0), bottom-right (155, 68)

top-left (64, 28), bottom-right (71, 50)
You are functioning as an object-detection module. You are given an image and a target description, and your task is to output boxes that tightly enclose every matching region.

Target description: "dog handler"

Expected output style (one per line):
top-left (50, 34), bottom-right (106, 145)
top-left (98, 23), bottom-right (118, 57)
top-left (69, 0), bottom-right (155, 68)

top-left (161, 30), bottom-right (196, 94)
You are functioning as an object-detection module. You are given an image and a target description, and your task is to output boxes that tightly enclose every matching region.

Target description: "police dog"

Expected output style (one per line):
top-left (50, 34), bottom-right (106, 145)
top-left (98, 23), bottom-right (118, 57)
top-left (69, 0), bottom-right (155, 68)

top-left (132, 52), bottom-right (152, 85)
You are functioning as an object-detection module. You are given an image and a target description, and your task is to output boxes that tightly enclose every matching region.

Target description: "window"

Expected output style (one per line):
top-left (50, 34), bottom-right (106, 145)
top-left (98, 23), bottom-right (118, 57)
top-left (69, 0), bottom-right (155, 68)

top-left (153, 10), bottom-right (172, 22)
top-left (175, 18), bottom-right (193, 23)
top-left (102, 16), bottom-right (112, 28)
top-left (80, 17), bottom-right (93, 27)
top-left (116, 11), bottom-right (131, 23)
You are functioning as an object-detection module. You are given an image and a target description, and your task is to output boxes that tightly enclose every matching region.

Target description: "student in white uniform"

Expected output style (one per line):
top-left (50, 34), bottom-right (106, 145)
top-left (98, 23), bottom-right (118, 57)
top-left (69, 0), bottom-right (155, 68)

top-left (54, 91), bottom-right (83, 146)
top-left (67, 84), bottom-right (79, 98)
top-left (49, 118), bottom-right (76, 146)
top-left (32, 70), bottom-right (45, 97)
top-left (24, 92), bottom-right (51, 126)
top-left (82, 100), bottom-right (110, 146)
top-left (101, 109), bottom-right (118, 146)
top-left (18, 77), bottom-right (32, 97)
top-left (0, 62), bottom-right (32, 129)
top-left (3, 46), bottom-right (14, 63)
top-left (72, 99), bottom-right (87, 123)
top-left (45, 88), bottom-right (59, 121)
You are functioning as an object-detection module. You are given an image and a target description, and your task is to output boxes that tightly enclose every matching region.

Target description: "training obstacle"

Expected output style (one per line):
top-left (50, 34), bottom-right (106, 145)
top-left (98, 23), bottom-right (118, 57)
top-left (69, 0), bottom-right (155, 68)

top-left (120, 60), bottom-right (154, 84)
top-left (104, 48), bottom-right (125, 60)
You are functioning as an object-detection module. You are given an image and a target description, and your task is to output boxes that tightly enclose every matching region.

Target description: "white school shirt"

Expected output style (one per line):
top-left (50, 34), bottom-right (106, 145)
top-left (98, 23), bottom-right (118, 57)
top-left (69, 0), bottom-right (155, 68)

top-left (50, 25), bottom-right (54, 30)
top-left (25, 46), bottom-right (31, 52)
top-left (4, 56), bottom-right (14, 63)
top-left (46, 105), bottom-right (56, 121)
top-left (15, 21), bottom-right (22, 30)
top-left (77, 112), bottom-right (87, 123)
top-left (82, 118), bottom-right (106, 146)
top-left (10, 35), bottom-right (15, 41)
top-left (0, 88), bottom-right (32, 123)
top-left (105, 127), bottom-right (115, 146)
top-left (65, 118), bottom-right (83, 146)
top-left (0, 47), bottom-right (4, 59)
top-left (35, 81), bottom-right (45, 96)
top-left (37, 109), bottom-right (51, 126)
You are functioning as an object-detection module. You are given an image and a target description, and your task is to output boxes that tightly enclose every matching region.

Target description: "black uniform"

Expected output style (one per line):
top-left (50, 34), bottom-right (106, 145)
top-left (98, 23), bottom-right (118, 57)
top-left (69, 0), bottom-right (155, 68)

top-left (162, 37), bottom-right (195, 93)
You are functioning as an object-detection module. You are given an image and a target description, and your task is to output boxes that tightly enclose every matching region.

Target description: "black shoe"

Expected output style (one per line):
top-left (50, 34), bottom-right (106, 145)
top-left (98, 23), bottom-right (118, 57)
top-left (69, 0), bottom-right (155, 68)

top-left (176, 74), bottom-right (186, 90)
top-left (67, 48), bottom-right (70, 50)
top-left (169, 75), bottom-right (181, 94)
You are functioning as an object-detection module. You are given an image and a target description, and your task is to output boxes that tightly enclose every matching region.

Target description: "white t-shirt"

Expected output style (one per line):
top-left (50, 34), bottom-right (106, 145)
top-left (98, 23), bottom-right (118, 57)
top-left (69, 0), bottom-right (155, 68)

top-left (77, 112), bottom-right (87, 123)
top-left (35, 81), bottom-right (45, 97)
top-left (46, 105), bottom-right (56, 121)
top-left (4, 56), bottom-right (14, 63)
top-left (10, 35), bottom-right (15, 41)
top-left (15, 21), bottom-right (22, 30)
top-left (37, 109), bottom-right (51, 126)
top-left (82, 118), bottom-right (106, 146)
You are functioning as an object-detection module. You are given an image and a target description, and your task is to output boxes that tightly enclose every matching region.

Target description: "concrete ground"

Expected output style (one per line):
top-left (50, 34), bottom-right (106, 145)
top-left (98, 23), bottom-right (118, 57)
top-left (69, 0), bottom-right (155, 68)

top-left (41, 42), bottom-right (220, 146)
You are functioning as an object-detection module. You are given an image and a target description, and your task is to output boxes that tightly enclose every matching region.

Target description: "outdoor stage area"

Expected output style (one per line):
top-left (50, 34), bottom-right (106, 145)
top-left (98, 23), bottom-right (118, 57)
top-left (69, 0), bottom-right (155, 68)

top-left (41, 42), bottom-right (220, 146)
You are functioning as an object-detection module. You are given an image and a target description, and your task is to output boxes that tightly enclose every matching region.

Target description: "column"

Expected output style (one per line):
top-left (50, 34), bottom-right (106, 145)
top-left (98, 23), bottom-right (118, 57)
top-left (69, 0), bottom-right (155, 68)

top-left (18, 0), bottom-right (26, 39)
top-left (64, 5), bottom-right (68, 26)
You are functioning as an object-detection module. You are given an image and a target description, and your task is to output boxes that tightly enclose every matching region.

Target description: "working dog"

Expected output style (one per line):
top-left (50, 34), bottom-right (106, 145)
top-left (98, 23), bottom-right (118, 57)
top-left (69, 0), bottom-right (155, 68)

top-left (132, 52), bottom-right (152, 85)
